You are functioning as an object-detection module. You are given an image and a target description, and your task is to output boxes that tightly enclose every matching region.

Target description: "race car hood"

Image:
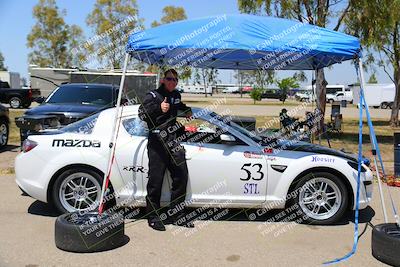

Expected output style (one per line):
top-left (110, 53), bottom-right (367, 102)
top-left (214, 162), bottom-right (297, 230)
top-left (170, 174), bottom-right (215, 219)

top-left (24, 103), bottom-right (103, 117)
top-left (278, 140), bottom-right (369, 164)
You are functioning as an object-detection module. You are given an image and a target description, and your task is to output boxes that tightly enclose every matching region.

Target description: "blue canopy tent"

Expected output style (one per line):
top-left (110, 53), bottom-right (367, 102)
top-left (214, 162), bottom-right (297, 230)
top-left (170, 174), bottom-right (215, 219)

top-left (99, 14), bottom-right (392, 264)
top-left (125, 14), bottom-right (360, 70)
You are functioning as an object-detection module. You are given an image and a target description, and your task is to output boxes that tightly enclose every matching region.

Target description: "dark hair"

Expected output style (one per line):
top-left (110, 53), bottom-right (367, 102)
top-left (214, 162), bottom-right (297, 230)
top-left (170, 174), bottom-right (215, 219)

top-left (164, 68), bottom-right (178, 78)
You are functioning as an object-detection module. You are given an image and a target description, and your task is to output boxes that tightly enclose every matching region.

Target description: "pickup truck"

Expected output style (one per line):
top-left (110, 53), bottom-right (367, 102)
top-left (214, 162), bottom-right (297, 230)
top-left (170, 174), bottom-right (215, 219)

top-left (261, 89), bottom-right (286, 101)
top-left (15, 83), bottom-right (120, 144)
top-left (0, 81), bottom-right (41, 109)
top-left (327, 91), bottom-right (353, 104)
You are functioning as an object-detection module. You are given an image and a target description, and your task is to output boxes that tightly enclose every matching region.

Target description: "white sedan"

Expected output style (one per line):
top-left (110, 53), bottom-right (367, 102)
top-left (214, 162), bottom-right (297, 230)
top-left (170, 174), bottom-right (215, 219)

top-left (15, 105), bottom-right (373, 224)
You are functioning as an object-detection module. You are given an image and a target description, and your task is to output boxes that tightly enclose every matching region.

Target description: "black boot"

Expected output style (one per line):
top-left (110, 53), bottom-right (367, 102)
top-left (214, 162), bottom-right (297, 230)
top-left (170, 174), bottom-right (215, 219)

top-left (148, 219), bottom-right (166, 231)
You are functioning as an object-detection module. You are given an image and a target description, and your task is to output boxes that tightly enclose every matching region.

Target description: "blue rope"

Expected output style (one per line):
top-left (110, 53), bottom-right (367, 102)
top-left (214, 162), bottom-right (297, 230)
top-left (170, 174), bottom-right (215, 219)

top-left (323, 63), bottom-right (364, 265)
top-left (361, 90), bottom-right (399, 222)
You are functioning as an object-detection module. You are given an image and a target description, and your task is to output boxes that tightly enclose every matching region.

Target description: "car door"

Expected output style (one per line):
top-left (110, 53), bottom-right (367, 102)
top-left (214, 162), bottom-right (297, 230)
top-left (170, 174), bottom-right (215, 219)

top-left (114, 115), bottom-right (149, 202)
top-left (136, 115), bottom-right (268, 206)
top-left (336, 93), bottom-right (344, 102)
top-left (180, 116), bottom-right (268, 205)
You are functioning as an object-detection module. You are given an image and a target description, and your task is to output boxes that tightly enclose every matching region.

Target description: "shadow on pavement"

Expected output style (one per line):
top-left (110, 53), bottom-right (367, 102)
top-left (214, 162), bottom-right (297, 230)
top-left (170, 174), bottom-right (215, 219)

top-left (121, 205), bottom-right (376, 226)
top-left (27, 202), bottom-right (376, 227)
top-left (28, 200), bottom-right (59, 217)
top-left (0, 144), bottom-right (20, 153)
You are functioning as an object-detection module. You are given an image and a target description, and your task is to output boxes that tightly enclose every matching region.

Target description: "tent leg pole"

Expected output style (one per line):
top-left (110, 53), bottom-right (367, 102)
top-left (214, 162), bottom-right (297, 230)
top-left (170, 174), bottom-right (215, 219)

top-left (358, 58), bottom-right (388, 223)
top-left (98, 53), bottom-right (130, 214)
top-left (156, 67), bottom-right (161, 88)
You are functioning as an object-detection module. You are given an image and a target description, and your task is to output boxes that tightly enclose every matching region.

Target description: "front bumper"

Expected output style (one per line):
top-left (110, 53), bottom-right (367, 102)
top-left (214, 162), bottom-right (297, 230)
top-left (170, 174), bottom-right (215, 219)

top-left (356, 165), bottom-right (373, 210)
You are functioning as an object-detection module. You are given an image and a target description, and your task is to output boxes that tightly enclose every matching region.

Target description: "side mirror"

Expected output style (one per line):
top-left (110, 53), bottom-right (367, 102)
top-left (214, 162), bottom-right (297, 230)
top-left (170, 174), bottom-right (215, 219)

top-left (35, 97), bottom-right (45, 104)
top-left (220, 134), bottom-right (236, 143)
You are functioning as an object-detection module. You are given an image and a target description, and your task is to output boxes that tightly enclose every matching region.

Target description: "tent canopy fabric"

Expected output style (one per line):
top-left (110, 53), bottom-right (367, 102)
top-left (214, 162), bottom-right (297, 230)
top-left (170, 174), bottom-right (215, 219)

top-left (126, 14), bottom-right (361, 70)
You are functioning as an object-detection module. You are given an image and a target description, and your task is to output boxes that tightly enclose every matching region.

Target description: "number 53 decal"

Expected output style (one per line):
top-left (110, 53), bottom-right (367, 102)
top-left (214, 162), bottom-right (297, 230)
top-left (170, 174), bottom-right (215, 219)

top-left (240, 163), bottom-right (264, 181)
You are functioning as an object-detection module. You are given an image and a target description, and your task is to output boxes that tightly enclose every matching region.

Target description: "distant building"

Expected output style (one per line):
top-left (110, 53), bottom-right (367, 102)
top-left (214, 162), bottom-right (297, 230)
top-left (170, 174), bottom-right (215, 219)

top-left (29, 65), bottom-right (157, 101)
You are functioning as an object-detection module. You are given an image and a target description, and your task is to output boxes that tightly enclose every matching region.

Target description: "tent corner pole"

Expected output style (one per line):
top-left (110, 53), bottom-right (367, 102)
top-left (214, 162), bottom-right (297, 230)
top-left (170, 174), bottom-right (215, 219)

top-left (98, 52), bottom-right (130, 214)
top-left (358, 57), bottom-right (388, 223)
top-left (156, 67), bottom-right (161, 88)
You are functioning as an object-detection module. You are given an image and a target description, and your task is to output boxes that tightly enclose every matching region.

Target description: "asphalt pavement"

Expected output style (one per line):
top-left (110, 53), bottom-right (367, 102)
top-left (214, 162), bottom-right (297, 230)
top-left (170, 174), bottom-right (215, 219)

top-left (0, 172), bottom-right (397, 266)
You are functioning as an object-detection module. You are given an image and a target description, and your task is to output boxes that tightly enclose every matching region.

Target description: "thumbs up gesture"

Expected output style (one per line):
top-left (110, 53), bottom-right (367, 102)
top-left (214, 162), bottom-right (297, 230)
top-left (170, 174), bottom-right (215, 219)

top-left (161, 97), bottom-right (170, 113)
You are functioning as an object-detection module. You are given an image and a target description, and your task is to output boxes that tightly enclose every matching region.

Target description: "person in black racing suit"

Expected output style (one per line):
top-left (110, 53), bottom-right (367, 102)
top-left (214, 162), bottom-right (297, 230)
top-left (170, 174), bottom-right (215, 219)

top-left (139, 69), bottom-right (193, 231)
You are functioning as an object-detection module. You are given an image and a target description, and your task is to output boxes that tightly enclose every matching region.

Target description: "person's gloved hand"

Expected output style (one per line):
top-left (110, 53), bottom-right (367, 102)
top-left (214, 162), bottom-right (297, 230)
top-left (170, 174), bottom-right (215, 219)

top-left (161, 97), bottom-right (170, 113)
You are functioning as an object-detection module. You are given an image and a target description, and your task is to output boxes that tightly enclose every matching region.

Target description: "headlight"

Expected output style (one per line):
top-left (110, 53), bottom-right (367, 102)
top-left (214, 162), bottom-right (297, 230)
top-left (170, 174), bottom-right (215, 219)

top-left (33, 123), bottom-right (43, 132)
top-left (48, 118), bottom-right (61, 128)
top-left (347, 161), bottom-right (367, 172)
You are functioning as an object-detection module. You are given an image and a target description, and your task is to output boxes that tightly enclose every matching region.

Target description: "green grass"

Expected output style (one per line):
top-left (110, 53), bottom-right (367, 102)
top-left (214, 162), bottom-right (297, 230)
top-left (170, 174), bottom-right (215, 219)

top-left (182, 96), bottom-right (312, 106)
top-left (8, 110), bottom-right (24, 145)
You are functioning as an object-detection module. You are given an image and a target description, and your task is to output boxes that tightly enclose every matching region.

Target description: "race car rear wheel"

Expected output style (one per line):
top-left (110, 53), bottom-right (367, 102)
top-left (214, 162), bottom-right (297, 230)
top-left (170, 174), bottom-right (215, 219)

top-left (52, 167), bottom-right (113, 214)
top-left (291, 172), bottom-right (348, 225)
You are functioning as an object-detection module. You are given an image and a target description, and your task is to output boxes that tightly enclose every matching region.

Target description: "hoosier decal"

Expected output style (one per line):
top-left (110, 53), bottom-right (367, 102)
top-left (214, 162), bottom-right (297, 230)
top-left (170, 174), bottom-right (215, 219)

top-left (311, 156), bottom-right (335, 163)
top-left (52, 139), bottom-right (101, 148)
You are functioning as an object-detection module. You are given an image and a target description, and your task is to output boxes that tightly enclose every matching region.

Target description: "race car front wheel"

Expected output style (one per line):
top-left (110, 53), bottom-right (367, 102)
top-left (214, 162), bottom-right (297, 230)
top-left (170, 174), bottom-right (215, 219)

top-left (52, 167), bottom-right (113, 214)
top-left (291, 172), bottom-right (348, 225)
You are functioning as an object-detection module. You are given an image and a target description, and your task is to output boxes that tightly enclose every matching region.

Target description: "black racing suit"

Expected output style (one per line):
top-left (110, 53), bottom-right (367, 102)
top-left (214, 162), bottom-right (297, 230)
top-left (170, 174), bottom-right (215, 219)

top-left (139, 84), bottom-right (192, 223)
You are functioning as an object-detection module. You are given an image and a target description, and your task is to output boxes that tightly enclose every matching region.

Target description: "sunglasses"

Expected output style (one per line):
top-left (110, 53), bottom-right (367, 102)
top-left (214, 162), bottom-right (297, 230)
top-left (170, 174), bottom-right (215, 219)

top-left (165, 77), bottom-right (178, 82)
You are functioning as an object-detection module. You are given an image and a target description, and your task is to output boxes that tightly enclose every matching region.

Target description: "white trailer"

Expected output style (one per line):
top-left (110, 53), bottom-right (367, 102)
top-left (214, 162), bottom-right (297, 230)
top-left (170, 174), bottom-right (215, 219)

top-left (352, 83), bottom-right (395, 109)
top-left (0, 71), bottom-right (21, 88)
top-left (181, 84), bottom-right (212, 94)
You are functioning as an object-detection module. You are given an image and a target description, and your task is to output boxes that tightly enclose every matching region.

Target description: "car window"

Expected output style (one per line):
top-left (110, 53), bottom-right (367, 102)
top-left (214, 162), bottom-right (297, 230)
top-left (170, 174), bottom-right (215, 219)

top-left (177, 116), bottom-right (248, 145)
top-left (46, 85), bottom-right (115, 106)
top-left (122, 117), bottom-right (148, 137)
top-left (176, 116), bottom-right (231, 144)
top-left (60, 113), bottom-right (100, 134)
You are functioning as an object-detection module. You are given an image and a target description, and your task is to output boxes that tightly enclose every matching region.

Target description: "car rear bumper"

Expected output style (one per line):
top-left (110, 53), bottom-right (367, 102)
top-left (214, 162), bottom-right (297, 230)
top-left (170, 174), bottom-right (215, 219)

top-left (15, 152), bottom-right (48, 203)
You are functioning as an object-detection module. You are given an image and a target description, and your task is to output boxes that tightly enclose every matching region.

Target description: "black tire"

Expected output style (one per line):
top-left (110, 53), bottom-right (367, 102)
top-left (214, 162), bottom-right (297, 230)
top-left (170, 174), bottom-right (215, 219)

top-left (0, 118), bottom-right (9, 148)
top-left (381, 102), bottom-right (388, 109)
top-left (55, 211), bottom-right (126, 253)
top-left (290, 171), bottom-right (349, 225)
top-left (9, 96), bottom-right (21, 108)
top-left (373, 106), bottom-right (380, 109)
top-left (372, 223), bottom-right (400, 266)
top-left (328, 99), bottom-right (334, 104)
top-left (52, 167), bottom-right (115, 214)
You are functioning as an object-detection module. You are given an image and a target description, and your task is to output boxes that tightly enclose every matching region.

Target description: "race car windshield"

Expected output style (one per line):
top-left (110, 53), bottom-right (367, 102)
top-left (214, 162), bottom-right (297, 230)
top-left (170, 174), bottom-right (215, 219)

top-left (46, 86), bottom-right (115, 106)
top-left (59, 113), bottom-right (100, 134)
top-left (208, 112), bottom-right (262, 142)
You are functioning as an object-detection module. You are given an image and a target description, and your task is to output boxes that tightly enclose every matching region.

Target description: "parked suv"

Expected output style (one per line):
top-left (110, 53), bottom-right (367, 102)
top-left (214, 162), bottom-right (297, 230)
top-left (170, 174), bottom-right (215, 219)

top-left (15, 83), bottom-right (119, 144)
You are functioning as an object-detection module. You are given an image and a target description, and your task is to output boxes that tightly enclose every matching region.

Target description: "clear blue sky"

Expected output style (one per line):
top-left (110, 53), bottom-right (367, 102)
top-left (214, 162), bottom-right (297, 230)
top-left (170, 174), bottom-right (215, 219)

top-left (0, 0), bottom-right (392, 86)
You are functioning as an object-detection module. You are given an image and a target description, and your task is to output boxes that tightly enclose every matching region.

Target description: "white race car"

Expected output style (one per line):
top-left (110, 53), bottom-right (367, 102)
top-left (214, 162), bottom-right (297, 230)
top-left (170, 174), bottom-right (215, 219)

top-left (15, 105), bottom-right (373, 224)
